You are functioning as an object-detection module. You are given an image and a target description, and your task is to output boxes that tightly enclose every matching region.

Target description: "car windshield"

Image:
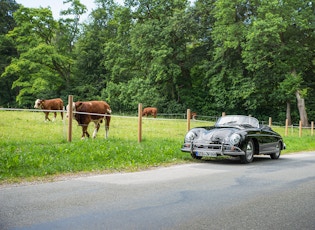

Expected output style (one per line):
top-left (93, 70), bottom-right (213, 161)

top-left (216, 115), bottom-right (259, 128)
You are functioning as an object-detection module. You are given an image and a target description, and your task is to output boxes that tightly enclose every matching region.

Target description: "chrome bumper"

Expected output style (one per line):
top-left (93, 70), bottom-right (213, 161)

top-left (181, 142), bottom-right (245, 157)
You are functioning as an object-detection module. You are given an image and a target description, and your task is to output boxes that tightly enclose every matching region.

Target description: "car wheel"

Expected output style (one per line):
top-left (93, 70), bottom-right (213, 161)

top-left (191, 153), bottom-right (202, 160)
top-left (270, 141), bottom-right (281, 159)
top-left (240, 139), bottom-right (254, 164)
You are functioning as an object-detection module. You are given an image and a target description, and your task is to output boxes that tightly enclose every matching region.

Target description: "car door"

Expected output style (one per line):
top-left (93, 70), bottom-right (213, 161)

top-left (256, 126), bottom-right (279, 154)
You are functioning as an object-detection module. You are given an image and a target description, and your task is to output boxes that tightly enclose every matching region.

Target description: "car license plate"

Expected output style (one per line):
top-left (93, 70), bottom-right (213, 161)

top-left (196, 151), bottom-right (217, 157)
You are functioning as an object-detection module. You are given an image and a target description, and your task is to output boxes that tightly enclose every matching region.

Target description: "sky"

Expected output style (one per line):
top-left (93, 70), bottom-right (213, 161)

top-left (16, 0), bottom-right (123, 21)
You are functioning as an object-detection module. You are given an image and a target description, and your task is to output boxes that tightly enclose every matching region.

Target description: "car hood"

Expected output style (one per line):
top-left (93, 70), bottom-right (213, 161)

top-left (193, 127), bottom-right (240, 143)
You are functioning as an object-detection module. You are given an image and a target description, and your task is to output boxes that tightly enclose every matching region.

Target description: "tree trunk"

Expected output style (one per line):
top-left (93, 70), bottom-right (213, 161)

top-left (296, 90), bottom-right (309, 127)
top-left (286, 101), bottom-right (292, 126)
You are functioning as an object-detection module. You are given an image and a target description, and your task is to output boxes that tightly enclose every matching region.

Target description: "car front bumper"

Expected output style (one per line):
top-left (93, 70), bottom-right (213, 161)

top-left (181, 142), bottom-right (245, 157)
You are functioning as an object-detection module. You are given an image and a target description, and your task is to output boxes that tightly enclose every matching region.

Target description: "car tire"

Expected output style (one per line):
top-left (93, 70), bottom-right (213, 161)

top-left (270, 141), bottom-right (281, 159)
top-left (191, 153), bottom-right (202, 160)
top-left (240, 139), bottom-right (254, 164)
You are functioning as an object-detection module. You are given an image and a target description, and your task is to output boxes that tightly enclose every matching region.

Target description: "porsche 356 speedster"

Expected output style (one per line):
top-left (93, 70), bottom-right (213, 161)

top-left (181, 115), bottom-right (286, 163)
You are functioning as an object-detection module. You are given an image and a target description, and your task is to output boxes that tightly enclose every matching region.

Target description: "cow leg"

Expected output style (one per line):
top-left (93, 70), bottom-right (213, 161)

top-left (60, 111), bottom-right (64, 120)
top-left (53, 112), bottom-right (57, 121)
top-left (81, 125), bottom-right (90, 139)
top-left (105, 116), bottom-right (111, 138)
top-left (92, 121), bottom-right (100, 138)
top-left (44, 112), bottom-right (50, 121)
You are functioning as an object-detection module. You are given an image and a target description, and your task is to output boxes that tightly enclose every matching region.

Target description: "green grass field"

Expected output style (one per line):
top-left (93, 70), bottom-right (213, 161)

top-left (0, 110), bottom-right (314, 184)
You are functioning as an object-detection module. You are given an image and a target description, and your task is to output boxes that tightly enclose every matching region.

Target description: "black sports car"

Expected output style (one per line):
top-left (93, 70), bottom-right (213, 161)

top-left (181, 115), bottom-right (286, 163)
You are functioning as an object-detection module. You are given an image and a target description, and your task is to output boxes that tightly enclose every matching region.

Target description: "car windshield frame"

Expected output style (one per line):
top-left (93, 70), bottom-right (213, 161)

top-left (215, 115), bottom-right (259, 128)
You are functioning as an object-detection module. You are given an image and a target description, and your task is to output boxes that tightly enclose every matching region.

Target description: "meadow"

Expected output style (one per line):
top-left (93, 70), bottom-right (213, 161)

top-left (0, 110), bottom-right (314, 184)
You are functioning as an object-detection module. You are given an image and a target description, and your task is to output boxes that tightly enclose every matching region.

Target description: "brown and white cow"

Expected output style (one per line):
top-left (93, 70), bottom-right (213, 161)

top-left (191, 112), bottom-right (197, 120)
top-left (67, 101), bottom-right (112, 139)
top-left (34, 98), bottom-right (64, 121)
top-left (142, 107), bottom-right (158, 118)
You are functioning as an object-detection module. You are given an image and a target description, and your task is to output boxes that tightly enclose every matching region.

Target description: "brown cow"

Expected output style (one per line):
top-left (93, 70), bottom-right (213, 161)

top-left (191, 112), bottom-right (197, 120)
top-left (142, 107), bottom-right (158, 118)
top-left (67, 101), bottom-right (112, 139)
top-left (34, 98), bottom-right (64, 121)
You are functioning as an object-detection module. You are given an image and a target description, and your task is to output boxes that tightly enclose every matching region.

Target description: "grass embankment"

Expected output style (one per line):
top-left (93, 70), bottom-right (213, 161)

top-left (0, 111), bottom-right (314, 184)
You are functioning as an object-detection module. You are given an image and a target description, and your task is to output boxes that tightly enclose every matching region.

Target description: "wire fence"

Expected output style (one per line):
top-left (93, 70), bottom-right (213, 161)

top-left (0, 107), bottom-right (314, 139)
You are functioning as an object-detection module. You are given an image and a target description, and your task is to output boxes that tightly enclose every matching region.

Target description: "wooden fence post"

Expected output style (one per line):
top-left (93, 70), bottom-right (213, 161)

top-left (269, 117), bottom-right (272, 127)
top-left (222, 112), bottom-right (226, 117)
top-left (299, 120), bottom-right (302, 137)
top-left (138, 103), bottom-right (142, 143)
top-left (67, 95), bottom-right (73, 142)
top-left (311, 121), bottom-right (314, 136)
top-left (187, 109), bottom-right (191, 131)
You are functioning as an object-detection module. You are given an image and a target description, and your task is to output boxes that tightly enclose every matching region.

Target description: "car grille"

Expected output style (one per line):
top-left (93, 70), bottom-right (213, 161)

top-left (197, 145), bottom-right (220, 150)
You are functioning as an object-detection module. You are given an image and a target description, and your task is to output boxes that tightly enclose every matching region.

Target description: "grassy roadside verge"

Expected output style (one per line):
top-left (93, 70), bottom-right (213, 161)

top-left (0, 111), bottom-right (314, 184)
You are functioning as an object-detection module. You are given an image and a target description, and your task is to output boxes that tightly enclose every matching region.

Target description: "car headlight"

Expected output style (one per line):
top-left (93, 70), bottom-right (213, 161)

top-left (185, 131), bottom-right (196, 142)
top-left (230, 133), bottom-right (241, 145)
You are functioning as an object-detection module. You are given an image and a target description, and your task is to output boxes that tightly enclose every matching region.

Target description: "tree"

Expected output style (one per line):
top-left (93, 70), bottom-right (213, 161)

top-left (180, 0), bottom-right (216, 114)
top-left (241, 0), bottom-right (315, 126)
top-left (2, 7), bottom-right (68, 105)
top-left (129, 0), bottom-right (191, 104)
top-left (1, 0), bottom-right (87, 106)
top-left (1, 0), bottom-right (314, 120)
top-left (0, 0), bottom-right (19, 106)
top-left (209, 0), bottom-right (256, 114)
top-left (101, 0), bottom-right (195, 112)
top-left (56, 0), bottom-right (87, 89)
top-left (102, 77), bottom-right (167, 112)
top-left (102, 5), bottom-right (136, 83)
top-left (72, 0), bottom-right (118, 100)
top-left (210, 0), bottom-right (315, 123)
top-left (275, 73), bottom-right (302, 125)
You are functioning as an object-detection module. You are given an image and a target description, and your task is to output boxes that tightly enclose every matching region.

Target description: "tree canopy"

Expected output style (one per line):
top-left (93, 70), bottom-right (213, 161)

top-left (1, 0), bottom-right (314, 124)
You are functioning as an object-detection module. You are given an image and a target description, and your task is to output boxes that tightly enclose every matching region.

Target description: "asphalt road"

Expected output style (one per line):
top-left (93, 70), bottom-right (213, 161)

top-left (1, 152), bottom-right (315, 230)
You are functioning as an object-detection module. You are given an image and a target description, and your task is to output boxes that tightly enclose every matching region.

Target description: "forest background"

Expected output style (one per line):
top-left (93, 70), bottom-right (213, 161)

top-left (1, 0), bottom-right (314, 125)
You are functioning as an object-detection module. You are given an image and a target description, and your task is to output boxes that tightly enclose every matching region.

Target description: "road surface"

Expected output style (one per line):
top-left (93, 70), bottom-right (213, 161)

top-left (1, 152), bottom-right (315, 229)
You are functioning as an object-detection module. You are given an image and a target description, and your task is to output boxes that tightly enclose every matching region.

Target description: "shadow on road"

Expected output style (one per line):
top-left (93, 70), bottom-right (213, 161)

top-left (195, 155), bottom-right (287, 165)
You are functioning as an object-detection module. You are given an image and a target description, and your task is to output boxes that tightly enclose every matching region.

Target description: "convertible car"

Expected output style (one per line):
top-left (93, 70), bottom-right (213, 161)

top-left (181, 115), bottom-right (285, 163)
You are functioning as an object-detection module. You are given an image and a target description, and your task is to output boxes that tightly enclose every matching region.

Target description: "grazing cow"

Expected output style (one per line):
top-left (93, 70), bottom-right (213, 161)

top-left (191, 112), bottom-right (197, 120)
top-left (67, 101), bottom-right (112, 139)
top-left (142, 107), bottom-right (158, 118)
top-left (34, 98), bottom-right (64, 121)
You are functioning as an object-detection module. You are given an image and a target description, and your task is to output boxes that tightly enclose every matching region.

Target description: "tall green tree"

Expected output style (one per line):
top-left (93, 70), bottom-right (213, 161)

top-left (102, 0), bottom-right (194, 112)
top-left (54, 0), bottom-right (87, 89)
top-left (72, 0), bottom-right (118, 100)
top-left (129, 0), bottom-right (191, 105)
top-left (0, 0), bottom-right (18, 34)
top-left (209, 0), bottom-right (256, 115)
top-left (1, 6), bottom-right (61, 106)
top-left (242, 0), bottom-right (315, 126)
top-left (209, 0), bottom-right (315, 123)
top-left (183, 0), bottom-right (217, 114)
top-left (0, 0), bottom-right (19, 106)
top-left (103, 4), bottom-right (138, 83)
top-left (1, 0), bottom-right (87, 106)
